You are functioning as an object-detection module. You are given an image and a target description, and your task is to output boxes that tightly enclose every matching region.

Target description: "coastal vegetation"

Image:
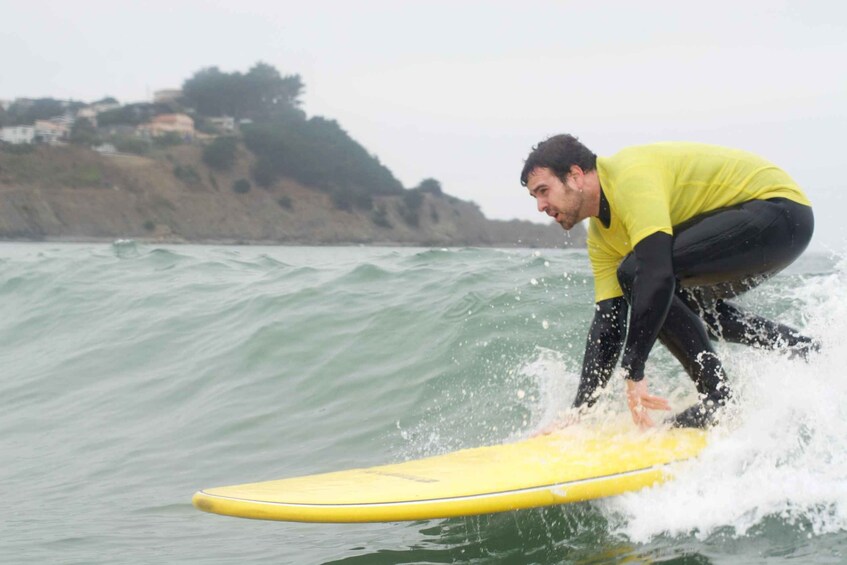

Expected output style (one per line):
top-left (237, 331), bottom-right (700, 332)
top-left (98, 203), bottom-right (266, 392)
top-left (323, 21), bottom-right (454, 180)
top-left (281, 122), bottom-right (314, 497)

top-left (2, 63), bottom-right (424, 217)
top-left (0, 62), bottom-right (583, 246)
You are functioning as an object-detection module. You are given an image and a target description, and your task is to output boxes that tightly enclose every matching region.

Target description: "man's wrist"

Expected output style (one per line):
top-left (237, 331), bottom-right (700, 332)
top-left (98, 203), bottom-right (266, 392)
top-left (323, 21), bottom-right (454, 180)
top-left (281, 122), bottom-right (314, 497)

top-left (620, 364), bottom-right (645, 382)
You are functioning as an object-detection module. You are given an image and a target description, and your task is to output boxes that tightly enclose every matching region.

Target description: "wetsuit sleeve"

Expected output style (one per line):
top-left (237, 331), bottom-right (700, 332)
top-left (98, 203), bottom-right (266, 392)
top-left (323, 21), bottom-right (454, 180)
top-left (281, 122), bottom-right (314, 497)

top-left (572, 297), bottom-right (628, 408)
top-left (619, 231), bottom-right (675, 381)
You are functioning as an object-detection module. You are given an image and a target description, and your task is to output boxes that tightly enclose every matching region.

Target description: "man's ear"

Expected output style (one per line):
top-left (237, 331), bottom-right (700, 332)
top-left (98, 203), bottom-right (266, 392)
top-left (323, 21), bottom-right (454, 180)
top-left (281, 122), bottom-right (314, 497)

top-left (569, 164), bottom-right (585, 183)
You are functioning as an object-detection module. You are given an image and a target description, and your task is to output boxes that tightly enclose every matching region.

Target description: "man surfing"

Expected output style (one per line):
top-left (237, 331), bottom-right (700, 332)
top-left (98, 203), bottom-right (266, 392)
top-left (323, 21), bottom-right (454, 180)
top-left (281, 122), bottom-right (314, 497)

top-left (521, 135), bottom-right (817, 428)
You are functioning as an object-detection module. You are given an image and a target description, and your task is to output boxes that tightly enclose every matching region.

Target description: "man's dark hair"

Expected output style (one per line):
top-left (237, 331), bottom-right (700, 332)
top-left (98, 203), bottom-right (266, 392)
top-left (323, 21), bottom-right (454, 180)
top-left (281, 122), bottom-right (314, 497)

top-left (520, 134), bottom-right (597, 186)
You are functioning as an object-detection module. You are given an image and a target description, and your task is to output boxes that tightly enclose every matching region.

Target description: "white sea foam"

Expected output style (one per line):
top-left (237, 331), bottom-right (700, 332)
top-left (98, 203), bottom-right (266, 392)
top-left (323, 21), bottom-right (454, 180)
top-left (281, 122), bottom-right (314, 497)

top-left (601, 255), bottom-right (847, 542)
top-left (518, 345), bottom-right (577, 430)
top-left (515, 253), bottom-right (847, 541)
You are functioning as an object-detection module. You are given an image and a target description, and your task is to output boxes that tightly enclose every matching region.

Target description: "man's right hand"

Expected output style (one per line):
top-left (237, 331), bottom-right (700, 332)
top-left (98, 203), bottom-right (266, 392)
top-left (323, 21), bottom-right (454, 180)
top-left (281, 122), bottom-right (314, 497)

top-left (625, 378), bottom-right (670, 429)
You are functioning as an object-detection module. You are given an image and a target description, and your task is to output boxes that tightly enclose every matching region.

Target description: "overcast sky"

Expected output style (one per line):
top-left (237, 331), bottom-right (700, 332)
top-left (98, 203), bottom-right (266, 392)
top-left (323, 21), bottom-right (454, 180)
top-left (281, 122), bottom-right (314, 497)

top-left (3, 0), bottom-right (845, 249)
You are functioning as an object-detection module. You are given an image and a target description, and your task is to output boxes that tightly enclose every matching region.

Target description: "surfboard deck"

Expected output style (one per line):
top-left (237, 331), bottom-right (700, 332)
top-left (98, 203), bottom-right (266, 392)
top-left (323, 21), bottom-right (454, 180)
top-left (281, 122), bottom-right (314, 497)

top-left (192, 426), bottom-right (706, 523)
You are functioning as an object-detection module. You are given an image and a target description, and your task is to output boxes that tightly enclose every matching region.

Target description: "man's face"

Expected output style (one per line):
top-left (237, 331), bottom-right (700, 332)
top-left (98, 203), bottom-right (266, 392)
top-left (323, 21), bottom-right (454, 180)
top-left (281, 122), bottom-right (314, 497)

top-left (526, 166), bottom-right (584, 230)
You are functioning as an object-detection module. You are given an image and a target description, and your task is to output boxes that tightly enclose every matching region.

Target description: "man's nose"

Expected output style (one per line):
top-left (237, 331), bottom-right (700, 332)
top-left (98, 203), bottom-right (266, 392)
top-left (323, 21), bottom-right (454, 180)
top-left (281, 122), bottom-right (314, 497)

top-left (537, 198), bottom-right (546, 213)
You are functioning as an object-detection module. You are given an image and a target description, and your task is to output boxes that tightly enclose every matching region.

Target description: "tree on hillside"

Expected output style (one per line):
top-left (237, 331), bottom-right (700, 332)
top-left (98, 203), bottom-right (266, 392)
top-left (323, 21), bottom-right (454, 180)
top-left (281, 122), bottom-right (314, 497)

top-left (182, 62), bottom-right (304, 121)
top-left (181, 67), bottom-right (233, 118)
top-left (242, 115), bottom-right (404, 207)
top-left (243, 63), bottom-right (304, 113)
top-left (70, 117), bottom-right (99, 145)
top-left (4, 98), bottom-right (82, 126)
top-left (98, 103), bottom-right (160, 127)
top-left (416, 178), bottom-right (443, 195)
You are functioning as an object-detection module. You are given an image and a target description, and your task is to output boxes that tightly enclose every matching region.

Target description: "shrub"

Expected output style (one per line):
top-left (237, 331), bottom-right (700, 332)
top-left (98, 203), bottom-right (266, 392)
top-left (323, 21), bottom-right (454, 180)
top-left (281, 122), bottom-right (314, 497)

top-left (202, 136), bottom-right (238, 171)
top-left (416, 178), bottom-right (443, 196)
top-left (69, 118), bottom-right (99, 145)
top-left (0, 142), bottom-right (35, 155)
top-left (112, 136), bottom-right (151, 155)
top-left (403, 189), bottom-right (424, 211)
top-left (330, 188), bottom-right (353, 211)
top-left (371, 205), bottom-right (392, 228)
top-left (252, 157), bottom-right (277, 188)
top-left (399, 189), bottom-right (424, 227)
top-left (174, 165), bottom-right (201, 185)
top-left (154, 132), bottom-right (184, 147)
top-left (399, 205), bottom-right (419, 227)
top-left (277, 196), bottom-right (292, 209)
top-left (232, 178), bottom-right (251, 194)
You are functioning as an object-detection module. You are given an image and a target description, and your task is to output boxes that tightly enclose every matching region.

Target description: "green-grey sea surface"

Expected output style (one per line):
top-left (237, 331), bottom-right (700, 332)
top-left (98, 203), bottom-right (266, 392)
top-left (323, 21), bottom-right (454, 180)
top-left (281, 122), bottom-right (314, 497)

top-left (2, 242), bottom-right (846, 564)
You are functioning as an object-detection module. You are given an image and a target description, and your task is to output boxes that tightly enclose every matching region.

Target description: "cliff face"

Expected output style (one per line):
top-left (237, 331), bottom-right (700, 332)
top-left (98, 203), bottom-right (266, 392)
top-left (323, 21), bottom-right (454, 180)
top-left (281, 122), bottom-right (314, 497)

top-left (0, 145), bottom-right (586, 247)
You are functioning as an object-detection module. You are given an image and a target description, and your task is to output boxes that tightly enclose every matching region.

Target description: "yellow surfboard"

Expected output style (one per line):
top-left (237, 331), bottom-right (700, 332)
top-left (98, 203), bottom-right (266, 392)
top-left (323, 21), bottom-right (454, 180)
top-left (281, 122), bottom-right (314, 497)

top-left (192, 426), bottom-right (706, 523)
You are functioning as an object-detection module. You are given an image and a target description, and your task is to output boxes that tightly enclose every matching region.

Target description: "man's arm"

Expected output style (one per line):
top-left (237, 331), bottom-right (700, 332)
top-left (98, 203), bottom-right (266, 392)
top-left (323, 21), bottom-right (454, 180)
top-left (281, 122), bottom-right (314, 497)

top-left (618, 231), bottom-right (675, 427)
top-left (570, 232), bottom-right (675, 416)
top-left (572, 297), bottom-right (627, 408)
top-left (619, 231), bottom-right (676, 381)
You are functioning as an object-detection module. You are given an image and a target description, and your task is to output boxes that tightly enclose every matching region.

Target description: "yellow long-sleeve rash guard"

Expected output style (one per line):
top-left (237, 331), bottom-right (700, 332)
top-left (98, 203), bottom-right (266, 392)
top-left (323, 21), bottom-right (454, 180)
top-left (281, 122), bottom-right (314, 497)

top-left (588, 142), bottom-right (811, 303)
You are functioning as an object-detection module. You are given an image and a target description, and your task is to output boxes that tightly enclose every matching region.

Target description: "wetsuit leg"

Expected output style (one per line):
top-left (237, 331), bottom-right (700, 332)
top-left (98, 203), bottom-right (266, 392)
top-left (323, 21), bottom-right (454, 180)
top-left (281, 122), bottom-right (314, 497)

top-left (672, 197), bottom-right (815, 346)
top-left (681, 293), bottom-right (820, 358)
top-left (671, 198), bottom-right (814, 293)
top-left (618, 198), bottom-right (814, 427)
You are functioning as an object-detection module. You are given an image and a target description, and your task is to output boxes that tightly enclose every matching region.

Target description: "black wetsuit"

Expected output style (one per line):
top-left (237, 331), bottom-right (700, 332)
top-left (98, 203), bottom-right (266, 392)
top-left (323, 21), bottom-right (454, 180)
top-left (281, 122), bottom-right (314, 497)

top-left (573, 192), bottom-right (816, 427)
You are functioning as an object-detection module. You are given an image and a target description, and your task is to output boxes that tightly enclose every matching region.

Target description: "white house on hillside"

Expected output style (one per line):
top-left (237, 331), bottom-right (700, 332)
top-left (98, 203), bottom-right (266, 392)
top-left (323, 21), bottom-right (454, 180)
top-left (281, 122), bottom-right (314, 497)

top-left (208, 116), bottom-right (235, 133)
top-left (73, 100), bottom-right (121, 128)
top-left (76, 107), bottom-right (99, 127)
top-left (51, 112), bottom-right (75, 129)
top-left (34, 120), bottom-right (69, 144)
top-left (1, 118), bottom-right (70, 145)
top-left (0, 125), bottom-right (36, 144)
top-left (89, 100), bottom-right (120, 114)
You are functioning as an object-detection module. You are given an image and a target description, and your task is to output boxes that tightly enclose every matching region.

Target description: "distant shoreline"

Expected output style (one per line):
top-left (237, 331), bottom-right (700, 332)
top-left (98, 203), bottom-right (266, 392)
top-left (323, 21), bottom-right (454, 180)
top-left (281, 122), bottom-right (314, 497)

top-left (0, 234), bottom-right (579, 249)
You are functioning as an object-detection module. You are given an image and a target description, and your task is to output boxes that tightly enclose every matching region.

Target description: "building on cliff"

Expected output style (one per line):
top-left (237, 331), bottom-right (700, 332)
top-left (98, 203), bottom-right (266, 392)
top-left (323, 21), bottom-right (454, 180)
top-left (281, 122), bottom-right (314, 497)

top-left (1, 125), bottom-right (36, 144)
top-left (33, 121), bottom-right (65, 144)
top-left (136, 113), bottom-right (195, 140)
top-left (1, 119), bottom-right (70, 145)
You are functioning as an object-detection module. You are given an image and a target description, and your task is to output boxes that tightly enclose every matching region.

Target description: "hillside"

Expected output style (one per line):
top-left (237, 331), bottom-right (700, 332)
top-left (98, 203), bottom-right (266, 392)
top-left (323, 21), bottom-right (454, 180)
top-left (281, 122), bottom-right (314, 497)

top-left (0, 145), bottom-right (586, 247)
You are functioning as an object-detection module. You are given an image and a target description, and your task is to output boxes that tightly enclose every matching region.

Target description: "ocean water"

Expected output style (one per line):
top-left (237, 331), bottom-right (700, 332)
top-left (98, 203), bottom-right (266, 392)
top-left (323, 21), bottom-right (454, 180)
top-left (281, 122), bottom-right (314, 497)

top-left (2, 242), bottom-right (846, 564)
